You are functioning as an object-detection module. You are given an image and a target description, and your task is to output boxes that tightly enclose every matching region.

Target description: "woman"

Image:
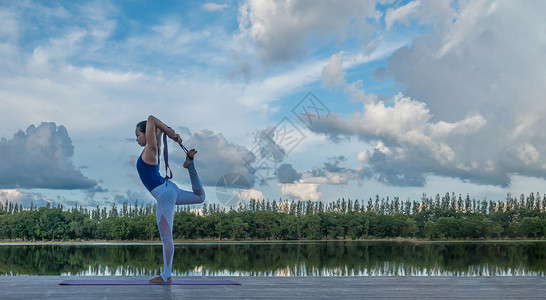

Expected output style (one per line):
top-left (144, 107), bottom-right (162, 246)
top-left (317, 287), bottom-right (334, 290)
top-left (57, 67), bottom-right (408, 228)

top-left (135, 115), bottom-right (205, 283)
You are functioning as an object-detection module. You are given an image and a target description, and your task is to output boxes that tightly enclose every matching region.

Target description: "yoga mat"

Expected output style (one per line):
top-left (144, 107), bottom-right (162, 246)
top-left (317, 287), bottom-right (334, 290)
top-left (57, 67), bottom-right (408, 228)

top-left (59, 279), bottom-right (241, 286)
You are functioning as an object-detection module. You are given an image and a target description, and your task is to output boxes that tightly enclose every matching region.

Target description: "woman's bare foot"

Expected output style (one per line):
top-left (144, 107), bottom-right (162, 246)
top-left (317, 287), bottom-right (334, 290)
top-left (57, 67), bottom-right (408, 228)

top-left (183, 149), bottom-right (197, 168)
top-left (149, 275), bottom-right (172, 283)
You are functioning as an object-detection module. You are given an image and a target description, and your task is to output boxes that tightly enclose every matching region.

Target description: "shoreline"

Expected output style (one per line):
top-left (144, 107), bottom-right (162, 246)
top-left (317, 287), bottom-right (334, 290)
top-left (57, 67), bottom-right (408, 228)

top-left (1, 237), bottom-right (545, 245)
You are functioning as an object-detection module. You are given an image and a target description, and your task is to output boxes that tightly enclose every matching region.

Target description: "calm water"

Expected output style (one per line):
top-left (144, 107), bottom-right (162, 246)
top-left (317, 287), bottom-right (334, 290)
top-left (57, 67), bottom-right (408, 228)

top-left (1, 241), bottom-right (545, 276)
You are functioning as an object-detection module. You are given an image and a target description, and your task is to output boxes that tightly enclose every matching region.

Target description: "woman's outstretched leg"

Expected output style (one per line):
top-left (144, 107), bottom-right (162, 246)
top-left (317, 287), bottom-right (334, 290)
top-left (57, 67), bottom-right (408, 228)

top-left (176, 149), bottom-right (206, 205)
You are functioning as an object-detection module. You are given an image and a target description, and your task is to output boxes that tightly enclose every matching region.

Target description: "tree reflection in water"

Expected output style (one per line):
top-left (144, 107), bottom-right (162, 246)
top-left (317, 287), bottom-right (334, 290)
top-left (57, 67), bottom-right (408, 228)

top-left (0, 242), bottom-right (545, 276)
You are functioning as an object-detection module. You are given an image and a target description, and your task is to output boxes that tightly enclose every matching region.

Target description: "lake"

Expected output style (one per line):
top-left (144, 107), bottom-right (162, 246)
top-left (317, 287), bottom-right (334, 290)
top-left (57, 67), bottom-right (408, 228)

top-left (1, 241), bottom-right (545, 276)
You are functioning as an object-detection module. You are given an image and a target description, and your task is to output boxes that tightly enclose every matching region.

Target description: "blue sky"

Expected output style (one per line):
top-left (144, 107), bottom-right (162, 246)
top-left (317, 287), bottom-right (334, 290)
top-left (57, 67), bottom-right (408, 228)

top-left (1, 0), bottom-right (545, 209)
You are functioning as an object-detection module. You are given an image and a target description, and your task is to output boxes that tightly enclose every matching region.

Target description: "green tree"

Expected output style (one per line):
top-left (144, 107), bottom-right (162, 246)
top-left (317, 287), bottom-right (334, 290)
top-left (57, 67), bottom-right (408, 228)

top-left (109, 217), bottom-right (130, 240)
top-left (230, 217), bottom-right (249, 240)
top-left (277, 214), bottom-right (298, 240)
top-left (38, 208), bottom-right (67, 240)
top-left (254, 211), bottom-right (279, 239)
top-left (82, 217), bottom-right (98, 240)
top-left (173, 211), bottom-right (199, 240)
top-left (508, 220), bottom-right (520, 238)
top-left (460, 215), bottom-right (484, 239)
top-left (346, 212), bottom-right (363, 239)
top-left (0, 214), bottom-right (15, 240)
top-left (424, 220), bottom-right (435, 239)
top-left (300, 214), bottom-right (321, 240)
top-left (391, 213), bottom-right (411, 237)
top-left (14, 210), bottom-right (38, 241)
top-left (520, 217), bottom-right (543, 238)
top-left (402, 218), bottom-right (418, 237)
top-left (363, 218), bottom-right (370, 238)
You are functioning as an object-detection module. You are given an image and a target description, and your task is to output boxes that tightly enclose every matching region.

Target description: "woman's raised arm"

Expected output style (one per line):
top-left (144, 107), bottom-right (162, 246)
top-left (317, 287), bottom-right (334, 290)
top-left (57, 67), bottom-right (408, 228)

top-left (142, 115), bottom-right (181, 164)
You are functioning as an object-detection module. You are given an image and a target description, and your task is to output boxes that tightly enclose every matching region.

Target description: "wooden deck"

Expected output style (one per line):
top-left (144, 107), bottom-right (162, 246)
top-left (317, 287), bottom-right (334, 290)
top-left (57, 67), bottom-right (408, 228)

top-left (2, 276), bottom-right (545, 299)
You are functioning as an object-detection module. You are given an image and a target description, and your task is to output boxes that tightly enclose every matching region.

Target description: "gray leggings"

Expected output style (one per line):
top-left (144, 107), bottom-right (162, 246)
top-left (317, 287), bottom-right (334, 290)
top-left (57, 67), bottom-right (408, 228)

top-left (150, 160), bottom-right (205, 281)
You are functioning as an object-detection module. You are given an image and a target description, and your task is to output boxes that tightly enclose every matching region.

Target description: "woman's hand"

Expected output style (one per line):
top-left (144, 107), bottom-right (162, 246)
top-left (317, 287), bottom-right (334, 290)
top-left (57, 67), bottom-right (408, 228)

top-left (147, 116), bottom-right (182, 144)
top-left (171, 133), bottom-right (182, 144)
top-left (164, 126), bottom-right (180, 143)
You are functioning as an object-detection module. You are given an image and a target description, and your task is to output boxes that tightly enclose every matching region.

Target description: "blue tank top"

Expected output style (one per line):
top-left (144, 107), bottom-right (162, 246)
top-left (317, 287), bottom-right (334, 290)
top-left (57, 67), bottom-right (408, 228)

top-left (136, 154), bottom-right (165, 192)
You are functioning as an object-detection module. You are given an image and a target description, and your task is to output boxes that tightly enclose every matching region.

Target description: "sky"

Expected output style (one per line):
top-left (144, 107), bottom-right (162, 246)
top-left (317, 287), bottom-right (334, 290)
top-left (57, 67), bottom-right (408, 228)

top-left (1, 0), bottom-right (545, 209)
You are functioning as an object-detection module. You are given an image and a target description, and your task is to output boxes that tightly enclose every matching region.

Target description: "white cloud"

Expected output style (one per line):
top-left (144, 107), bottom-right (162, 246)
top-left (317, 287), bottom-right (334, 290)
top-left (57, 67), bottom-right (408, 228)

top-left (202, 3), bottom-right (229, 12)
top-left (438, 0), bottom-right (492, 56)
top-left (128, 18), bottom-right (213, 57)
top-left (414, 0), bottom-right (455, 28)
top-left (231, 0), bottom-right (543, 190)
top-left (0, 0), bottom-right (400, 144)
top-left (0, 8), bottom-right (18, 38)
top-left (306, 91), bottom-right (505, 186)
top-left (2, 0), bottom-right (545, 207)
top-left (1, 189), bottom-right (24, 202)
top-left (388, 1), bottom-right (546, 122)
top-left (357, 150), bottom-right (370, 163)
top-left (374, 141), bottom-right (392, 155)
top-left (280, 182), bottom-right (321, 202)
top-left (345, 93), bottom-right (484, 163)
top-left (237, 0), bottom-right (377, 63)
top-left (517, 143), bottom-right (540, 165)
top-left (234, 188), bottom-right (265, 201)
top-left (321, 52), bottom-right (346, 88)
top-left (512, 115), bottom-right (539, 139)
top-left (380, 0), bottom-right (546, 186)
top-left (385, 0), bottom-right (421, 30)
top-left (0, 189), bottom-right (51, 207)
top-left (80, 67), bottom-right (144, 83)
top-left (32, 30), bottom-right (88, 64)
top-left (430, 115), bottom-right (487, 138)
top-left (301, 172), bottom-right (348, 185)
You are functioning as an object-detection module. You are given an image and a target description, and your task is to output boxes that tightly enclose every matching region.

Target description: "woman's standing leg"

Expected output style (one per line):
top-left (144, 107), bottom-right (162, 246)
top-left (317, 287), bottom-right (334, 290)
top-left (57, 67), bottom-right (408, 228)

top-left (152, 185), bottom-right (176, 282)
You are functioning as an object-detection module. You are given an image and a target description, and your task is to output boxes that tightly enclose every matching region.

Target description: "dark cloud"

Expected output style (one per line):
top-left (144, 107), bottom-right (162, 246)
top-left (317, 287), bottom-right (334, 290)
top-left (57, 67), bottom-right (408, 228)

top-left (323, 156), bottom-right (346, 173)
top-left (0, 122), bottom-right (98, 189)
top-left (276, 163), bottom-right (302, 184)
top-left (85, 185), bottom-right (109, 199)
top-left (371, 67), bottom-right (388, 82)
top-left (252, 126), bottom-right (287, 163)
top-left (169, 129), bottom-right (256, 188)
top-left (244, 126), bottom-right (290, 184)
top-left (228, 51), bottom-right (253, 82)
top-left (299, 156), bottom-right (372, 186)
top-left (368, 149), bottom-right (427, 187)
top-left (113, 190), bottom-right (151, 206)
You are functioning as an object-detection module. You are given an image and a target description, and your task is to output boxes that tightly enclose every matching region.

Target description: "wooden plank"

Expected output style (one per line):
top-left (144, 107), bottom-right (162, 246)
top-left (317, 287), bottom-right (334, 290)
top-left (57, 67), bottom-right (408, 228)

top-left (0, 276), bottom-right (545, 299)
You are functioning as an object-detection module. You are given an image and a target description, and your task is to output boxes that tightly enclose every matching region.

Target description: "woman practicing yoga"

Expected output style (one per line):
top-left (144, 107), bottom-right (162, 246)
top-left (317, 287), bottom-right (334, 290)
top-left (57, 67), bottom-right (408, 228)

top-left (135, 115), bottom-right (205, 283)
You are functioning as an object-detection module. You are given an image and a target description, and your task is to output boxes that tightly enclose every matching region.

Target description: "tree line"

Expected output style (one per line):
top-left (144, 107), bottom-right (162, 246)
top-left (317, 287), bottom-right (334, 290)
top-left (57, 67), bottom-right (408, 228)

top-left (1, 192), bottom-right (546, 241)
